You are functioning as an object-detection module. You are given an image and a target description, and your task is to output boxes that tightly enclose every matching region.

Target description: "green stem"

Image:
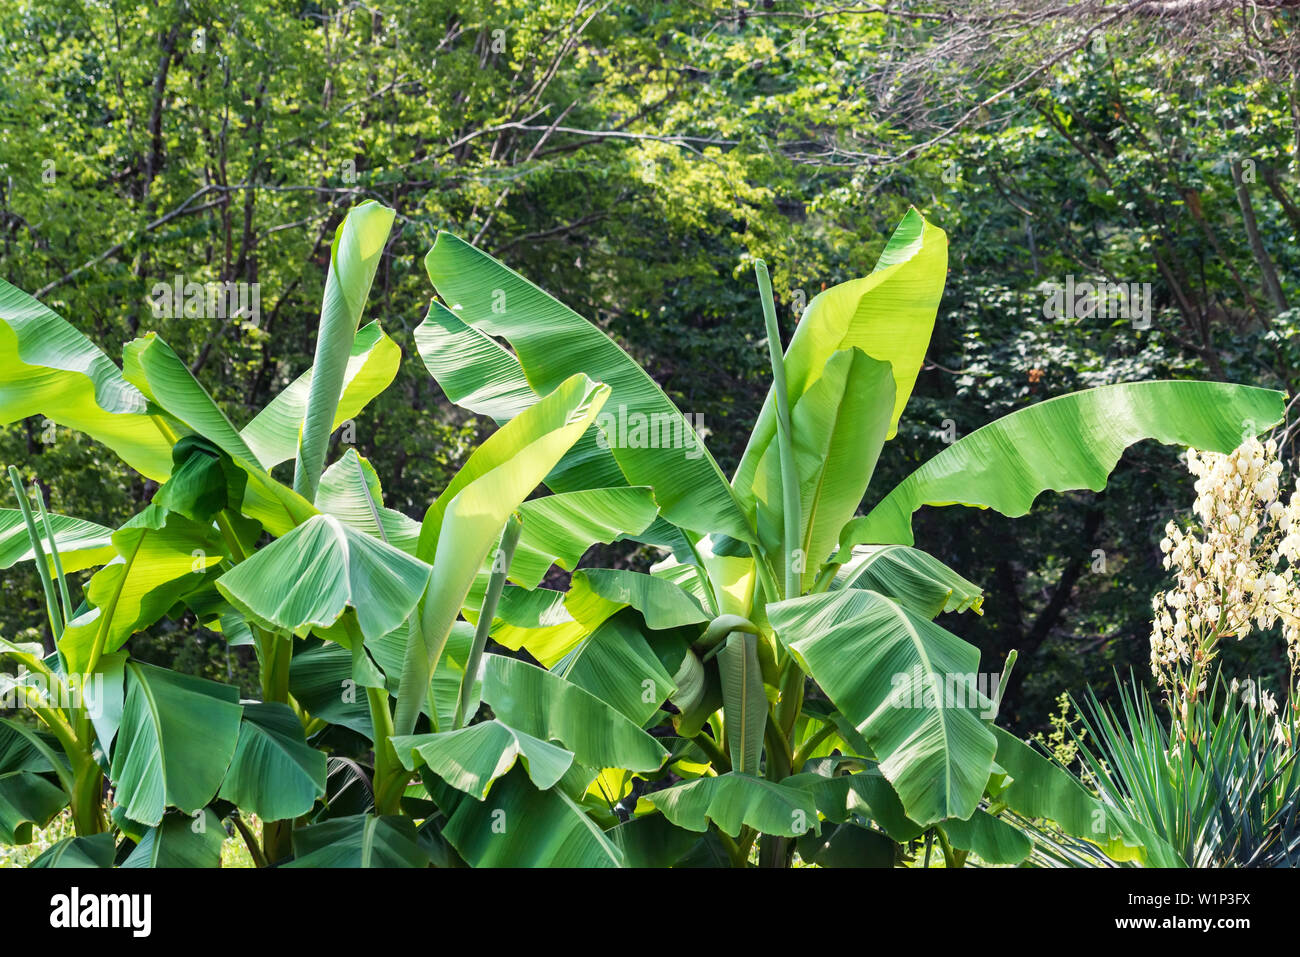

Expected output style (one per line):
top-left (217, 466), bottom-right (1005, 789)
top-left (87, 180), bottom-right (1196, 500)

top-left (764, 714), bottom-right (793, 781)
top-left (8, 466), bottom-right (63, 639)
top-left (454, 515), bottom-right (522, 729)
top-left (4, 472), bottom-right (98, 812)
top-left (747, 543), bottom-right (780, 606)
top-left (20, 692), bottom-right (80, 764)
top-left (716, 828), bottom-right (747, 867)
top-left (257, 628), bottom-right (292, 704)
top-left (70, 758), bottom-right (106, 835)
top-left (736, 826), bottom-right (758, 865)
top-left (33, 484), bottom-right (72, 632)
top-left (231, 814), bottom-right (269, 868)
top-left (755, 261), bottom-right (801, 601)
top-left (775, 656), bottom-right (805, 740)
top-left (810, 562), bottom-right (840, 594)
top-left (791, 718), bottom-right (837, 770)
top-left (684, 534), bottom-right (722, 616)
top-left (27, 690), bottom-right (105, 836)
top-left (935, 825), bottom-right (960, 868)
top-left (369, 685), bottom-right (404, 814)
top-left (215, 510), bottom-right (249, 563)
top-left (691, 731), bottom-right (731, 772)
top-left (759, 711), bottom-right (795, 867)
top-left (215, 512), bottom-right (295, 708)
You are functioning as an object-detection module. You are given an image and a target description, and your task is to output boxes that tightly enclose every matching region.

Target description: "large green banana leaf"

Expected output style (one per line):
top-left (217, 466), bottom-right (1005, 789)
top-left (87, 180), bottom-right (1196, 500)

top-left (452, 487), bottom-right (659, 651)
top-left (216, 514), bottom-right (432, 644)
top-left (481, 655), bottom-right (668, 773)
top-left (390, 720), bottom-right (574, 800)
top-left (733, 209), bottom-right (948, 508)
top-left (509, 487), bottom-right (658, 588)
top-left (123, 333), bottom-right (261, 462)
top-left (648, 772), bottom-right (819, 838)
top-left (109, 662), bottom-right (243, 826)
top-left (484, 586), bottom-right (591, 667)
top-left (0, 508), bottom-right (115, 573)
top-left (29, 833), bottom-right (116, 868)
top-left (121, 332), bottom-right (316, 535)
top-left (394, 374), bottom-right (610, 735)
top-left (121, 809), bottom-right (224, 868)
top-left (832, 544), bottom-right (983, 617)
top-left (439, 766), bottom-right (624, 867)
top-left (718, 631), bottom-right (766, 775)
top-left (751, 347), bottom-right (894, 590)
top-left (314, 450), bottom-right (421, 553)
top-left (415, 300), bottom-right (538, 421)
top-left (768, 588), bottom-right (997, 826)
top-left (942, 809), bottom-right (1032, 865)
top-left (565, 568), bottom-right (709, 631)
top-left (797, 821), bottom-right (898, 867)
top-left (785, 761), bottom-right (923, 841)
top-left (422, 234), bottom-right (754, 542)
top-left (0, 770), bottom-right (68, 844)
top-left (292, 201), bottom-right (395, 501)
top-left (288, 813), bottom-right (427, 868)
top-left (419, 303), bottom-right (695, 561)
top-left (0, 278), bottom-right (171, 480)
top-left (287, 643), bottom-right (374, 738)
top-left (218, 702), bottom-right (327, 822)
top-left (607, 813), bottom-right (705, 868)
top-left (554, 612), bottom-right (676, 725)
top-left (240, 321), bottom-right (399, 470)
top-left (843, 380), bottom-right (1287, 547)
top-left (449, 489), bottom-right (660, 658)
top-left (0, 720), bottom-right (59, 775)
top-left (416, 373), bottom-right (609, 561)
top-left (0, 718), bottom-right (68, 795)
top-left (58, 504), bottom-right (227, 673)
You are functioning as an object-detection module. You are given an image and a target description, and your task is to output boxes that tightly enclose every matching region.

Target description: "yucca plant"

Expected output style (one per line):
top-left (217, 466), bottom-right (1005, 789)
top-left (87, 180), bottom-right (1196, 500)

top-left (0, 201), bottom-right (1286, 867)
top-left (1040, 678), bottom-right (1300, 868)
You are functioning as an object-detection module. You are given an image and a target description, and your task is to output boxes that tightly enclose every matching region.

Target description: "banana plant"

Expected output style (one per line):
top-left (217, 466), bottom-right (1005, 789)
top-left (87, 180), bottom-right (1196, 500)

top-left (410, 207), bottom-right (1286, 867)
top-left (0, 201), bottom-right (1285, 867)
top-left (0, 201), bottom-right (650, 867)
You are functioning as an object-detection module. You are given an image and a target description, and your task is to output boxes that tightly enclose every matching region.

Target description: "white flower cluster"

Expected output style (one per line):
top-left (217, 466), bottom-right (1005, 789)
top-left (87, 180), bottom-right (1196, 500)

top-left (1149, 437), bottom-right (1300, 707)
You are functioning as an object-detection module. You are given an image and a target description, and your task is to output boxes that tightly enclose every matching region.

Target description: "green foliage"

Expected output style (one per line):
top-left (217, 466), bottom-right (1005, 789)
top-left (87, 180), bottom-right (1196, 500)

top-left (3, 2), bottom-right (1297, 742)
top-left (410, 207), bottom-right (1279, 867)
top-left (1033, 693), bottom-right (1085, 768)
top-left (0, 193), bottom-right (1288, 867)
top-left (1066, 680), bottom-right (1300, 867)
top-left (2, 1), bottom-right (1298, 867)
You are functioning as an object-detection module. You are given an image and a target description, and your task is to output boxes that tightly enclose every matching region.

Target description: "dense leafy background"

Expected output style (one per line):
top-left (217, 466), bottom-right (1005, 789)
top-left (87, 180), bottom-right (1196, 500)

top-left (2, 0), bottom-right (1297, 733)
